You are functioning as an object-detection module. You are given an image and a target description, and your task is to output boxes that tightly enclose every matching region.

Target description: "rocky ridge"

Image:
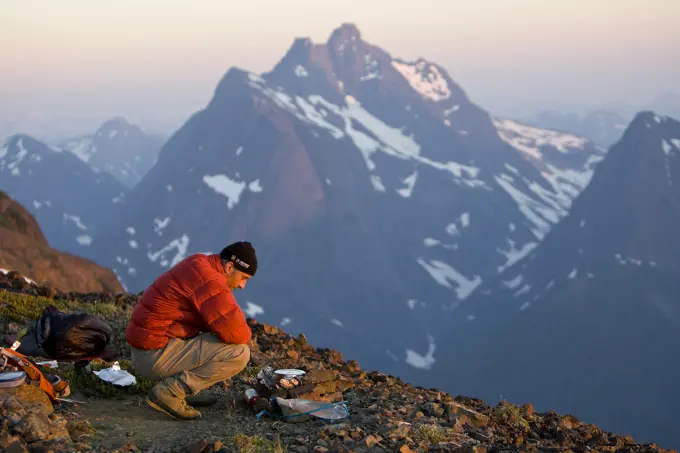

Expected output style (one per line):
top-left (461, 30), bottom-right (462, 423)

top-left (0, 191), bottom-right (124, 293)
top-left (0, 273), bottom-right (675, 453)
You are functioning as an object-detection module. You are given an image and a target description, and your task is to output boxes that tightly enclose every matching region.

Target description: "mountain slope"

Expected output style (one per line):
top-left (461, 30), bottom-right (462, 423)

top-left (91, 23), bottom-right (604, 377)
top-left (522, 110), bottom-right (629, 148)
top-left (60, 117), bottom-right (166, 188)
top-left (0, 134), bottom-right (130, 261)
top-left (0, 191), bottom-right (123, 292)
top-left (427, 112), bottom-right (680, 449)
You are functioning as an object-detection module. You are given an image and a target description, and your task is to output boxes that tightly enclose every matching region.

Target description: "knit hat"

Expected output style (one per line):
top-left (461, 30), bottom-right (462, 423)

top-left (220, 241), bottom-right (258, 276)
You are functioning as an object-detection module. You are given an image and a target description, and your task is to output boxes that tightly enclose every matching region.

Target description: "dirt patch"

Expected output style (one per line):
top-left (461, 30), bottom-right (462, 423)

top-left (59, 384), bottom-right (289, 452)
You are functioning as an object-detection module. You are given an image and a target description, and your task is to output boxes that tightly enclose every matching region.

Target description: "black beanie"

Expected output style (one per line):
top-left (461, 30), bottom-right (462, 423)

top-left (220, 241), bottom-right (257, 276)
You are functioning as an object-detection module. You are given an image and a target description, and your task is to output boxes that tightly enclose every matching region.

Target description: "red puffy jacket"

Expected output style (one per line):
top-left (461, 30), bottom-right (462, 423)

top-left (125, 253), bottom-right (252, 350)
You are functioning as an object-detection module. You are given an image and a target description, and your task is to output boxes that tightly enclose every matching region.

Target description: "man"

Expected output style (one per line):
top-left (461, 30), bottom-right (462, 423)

top-left (126, 241), bottom-right (257, 420)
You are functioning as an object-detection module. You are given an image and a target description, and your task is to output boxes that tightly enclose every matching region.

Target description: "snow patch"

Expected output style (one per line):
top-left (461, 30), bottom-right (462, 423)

top-left (128, 240), bottom-right (138, 249)
top-left (330, 319), bottom-right (344, 328)
top-left (153, 217), bottom-right (170, 235)
top-left (405, 334), bottom-right (436, 370)
top-left (360, 53), bottom-right (381, 81)
top-left (497, 239), bottom-right (537, 273)
top-left (76, 235), bottom-right (92, 245)
top-left (460, 213), bottom-right (470, 228)
top-left (417, 258), bottom-right (482, 300)
top-left (280, 318), bottom-right (291, 327)
top-left (245, 302), bottom-right (265, 317)
top-left (370, 175), bottom-right (386, 192)
top-left (7, 138), bottom-right (29, 176)
top-left (444, 105), bottom-right (460, 116)
top-left (147, 234), bottom-right (190, 267)
top-left (662, 139), bottom-right (673, 156)
top-left (62, 137), bottom-right (94, 163)
top-left (422, 237), bottom-right (458, 251)
top-left (391, 60), bottom-right (451, 102)
top-left (248, 77), bottom-right (491, 191)
top-left (502, 274), bottom-right (523, 290)
top-left (203, 174), bottom-right (247, 209)
top-left (294, 65), bottom-right (308, 77)
top-left (494, 177), bottom-right (551, 239)
top-left (614, 253), bottom-right (647, 266)
top-left (407, 299), bottom-right (426, 310)
top-left (126, 227), bottom-right (136, 235)
top-left (494, 118), bottom-right (586, 160)
top-left (396, 170), bottom-right (418, 197)
top-left (248, 179), bottom-right (263, 193)
top-left (63, 214), bottom-right (88, 231)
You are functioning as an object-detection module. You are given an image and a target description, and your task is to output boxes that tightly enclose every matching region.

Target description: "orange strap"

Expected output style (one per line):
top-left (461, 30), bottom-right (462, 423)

top-left (0, 348), bottom-right (68, 400)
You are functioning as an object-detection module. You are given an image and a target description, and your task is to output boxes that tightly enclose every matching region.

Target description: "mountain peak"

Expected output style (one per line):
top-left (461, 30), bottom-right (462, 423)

top-left (100, 116), bottom-right (131, 129)
top-left (328, 23), bottom-right (362, 43)
top-left (619, 111), bottom-right (679, 144)
top-left (95, 117), bottom-right (139, 139)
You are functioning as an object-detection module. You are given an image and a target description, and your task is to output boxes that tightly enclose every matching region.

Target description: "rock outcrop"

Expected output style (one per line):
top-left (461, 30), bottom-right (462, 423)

top-left (0, 191), bottom-right (123, 293)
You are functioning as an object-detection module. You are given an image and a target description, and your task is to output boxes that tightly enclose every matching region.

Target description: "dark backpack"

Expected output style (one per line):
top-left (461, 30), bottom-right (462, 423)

top-left (18, 305), bottom-right (113, 360)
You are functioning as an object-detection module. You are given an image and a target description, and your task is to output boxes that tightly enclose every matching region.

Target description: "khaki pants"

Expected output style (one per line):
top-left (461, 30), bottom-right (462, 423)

top-left (130, 333), bottom-right (250, 398)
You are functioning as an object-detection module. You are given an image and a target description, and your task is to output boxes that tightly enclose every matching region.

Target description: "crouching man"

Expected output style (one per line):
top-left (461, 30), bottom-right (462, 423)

top-left (125, 241), bottom-right (257, 420)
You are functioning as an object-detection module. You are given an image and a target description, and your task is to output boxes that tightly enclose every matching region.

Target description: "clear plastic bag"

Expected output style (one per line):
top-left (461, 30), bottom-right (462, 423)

top-left (275, 397), bottom-right (349, 422)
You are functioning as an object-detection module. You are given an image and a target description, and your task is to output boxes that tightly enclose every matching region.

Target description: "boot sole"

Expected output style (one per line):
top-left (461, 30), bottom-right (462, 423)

top-left (145, 397), bottom-right (200, 421)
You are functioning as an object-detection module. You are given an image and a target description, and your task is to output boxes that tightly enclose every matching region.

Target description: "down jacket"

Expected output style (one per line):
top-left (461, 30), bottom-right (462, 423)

top-left (125, 253), bottom-right (252, 350)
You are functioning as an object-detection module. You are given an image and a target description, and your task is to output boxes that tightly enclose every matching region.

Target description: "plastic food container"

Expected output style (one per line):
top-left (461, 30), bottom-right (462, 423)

top-left (0, 371), bottom-right (27, 388)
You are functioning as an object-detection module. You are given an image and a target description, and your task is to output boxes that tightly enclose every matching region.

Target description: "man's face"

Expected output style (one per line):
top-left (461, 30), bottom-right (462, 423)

top-left (224, 262), bottom-right (251, 290)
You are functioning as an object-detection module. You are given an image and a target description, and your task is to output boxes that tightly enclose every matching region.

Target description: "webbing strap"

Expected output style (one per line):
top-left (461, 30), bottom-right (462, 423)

top-left (0, 347), bottom-right (69, 401)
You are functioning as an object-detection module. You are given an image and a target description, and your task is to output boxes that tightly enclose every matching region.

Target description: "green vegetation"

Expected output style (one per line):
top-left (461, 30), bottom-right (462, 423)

top-left (494, 401), bottom-right (531, 431)
top-left (0, 290), bottom-right (120, 322)
top-left (1, 289), bottom-right (147, 397)
top-left (48, 359), bottom-right (156, 398)
top-left (415, 423), bottom-right (448, 444)
top-left (242, 364), bottom-right (263, 379)
top-left (231, 433), bottom-right (287, 453)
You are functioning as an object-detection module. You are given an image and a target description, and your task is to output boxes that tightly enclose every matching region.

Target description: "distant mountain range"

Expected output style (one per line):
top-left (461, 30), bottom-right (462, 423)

top-left (59, 117), bottom-right (166, 188)
top-left (83, 23), bottom-right (605, 378)
top-left (520, 110), bottom-right (628, 148)
top-left (423, 112), bottom-right (680, 449)
top-left (1, 23), bottom-right (677, 449)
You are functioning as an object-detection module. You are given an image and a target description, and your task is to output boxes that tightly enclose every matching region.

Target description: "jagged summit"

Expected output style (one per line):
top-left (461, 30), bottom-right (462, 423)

top-left (328, 22), bottom-right (362, 42)
top-left (100, 116), bottom-right (131, 128)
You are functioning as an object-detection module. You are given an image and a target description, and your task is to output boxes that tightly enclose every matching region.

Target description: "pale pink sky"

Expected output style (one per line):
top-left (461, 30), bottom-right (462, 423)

top-left (0, 0), bottom-right (677, 139)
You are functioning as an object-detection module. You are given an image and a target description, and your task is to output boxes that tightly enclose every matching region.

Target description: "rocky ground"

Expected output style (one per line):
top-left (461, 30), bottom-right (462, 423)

top-left (0, 270), bottom-right (676, 453)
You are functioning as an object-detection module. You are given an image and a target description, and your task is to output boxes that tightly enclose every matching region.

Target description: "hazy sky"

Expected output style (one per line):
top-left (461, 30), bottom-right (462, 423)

top-left (1, 0), bottom-right (678, 139)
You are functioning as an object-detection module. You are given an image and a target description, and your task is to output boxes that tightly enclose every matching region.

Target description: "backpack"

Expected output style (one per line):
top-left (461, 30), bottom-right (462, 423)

top-left (17, 305), bottom-right (113, 360)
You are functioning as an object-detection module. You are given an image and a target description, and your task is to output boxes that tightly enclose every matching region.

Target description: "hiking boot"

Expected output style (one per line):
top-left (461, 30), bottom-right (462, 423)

top-left (146, 383), bottom-right (201, 421)
top-left (185, 391), bottom-right (218, 407)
